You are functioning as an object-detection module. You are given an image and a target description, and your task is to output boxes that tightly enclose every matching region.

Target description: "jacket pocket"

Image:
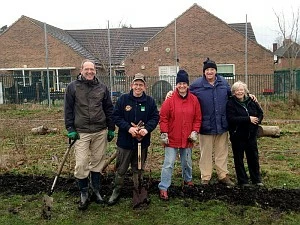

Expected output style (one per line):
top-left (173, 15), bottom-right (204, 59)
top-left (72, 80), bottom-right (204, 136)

top-left (221, 115), bottom-right (228, 129)
top-left (201, 116), bottom-right (211, 133)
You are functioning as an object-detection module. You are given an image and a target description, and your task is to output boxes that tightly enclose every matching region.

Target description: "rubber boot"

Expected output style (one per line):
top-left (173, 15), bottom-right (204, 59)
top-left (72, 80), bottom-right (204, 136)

top-left (107, 173), bottom-right (124, 206)
top-left (90, 171), bottom-right (104, 204)
top-left (78, 178), bottom-right (89, 210)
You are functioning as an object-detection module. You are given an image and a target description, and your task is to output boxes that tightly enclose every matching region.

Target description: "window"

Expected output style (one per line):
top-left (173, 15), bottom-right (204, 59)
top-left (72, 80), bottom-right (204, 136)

top-left (217, 64), bottom-right (235, 79)
top-left (58, 69), bottom-right (72, 90)
top-left (159, 66), bottom-right (179, 89)
top-left (115, 69), bottom-right (125, 76)
top-left (114, 70), bottom-right (125, 84)
top-left (31, 71), bottom-right (42, 84)
top-left (42, 71), bottom-right (54, 90)
top-left (13, 70), bottom-right (30, 86)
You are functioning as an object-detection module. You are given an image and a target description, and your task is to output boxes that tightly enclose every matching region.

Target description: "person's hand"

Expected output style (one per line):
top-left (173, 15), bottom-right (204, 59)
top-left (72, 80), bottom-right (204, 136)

top-left (165, 91), bottom-right (174, 100)
top-left (160, 133), bottom-right (169, 145)
top-left (135, 128), bottom-right (148, 141)
top-left (129, 126), bottom-right (139, 138)
top-left (188, 131), bottom-right (198, 142)
top-left (67, 131), bottom-right (80, 140)
top-left (250, 116), bottom-right (259, 125)
top-left (249, 94), bottom-right (258, 102)
top-left (107, 130), bottom-right (115, 142)
top-left (138, 128), bottom-right (148, 137)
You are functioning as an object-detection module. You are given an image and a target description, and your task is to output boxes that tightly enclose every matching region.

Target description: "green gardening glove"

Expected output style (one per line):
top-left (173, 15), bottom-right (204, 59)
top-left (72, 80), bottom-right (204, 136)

top-left (67, 131), bottom-right (80, 140)
top-left (107, 130), bottom-right (115, 142)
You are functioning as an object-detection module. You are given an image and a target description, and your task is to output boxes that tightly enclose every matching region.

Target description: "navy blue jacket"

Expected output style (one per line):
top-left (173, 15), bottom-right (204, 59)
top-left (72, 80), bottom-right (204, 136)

top-left (113, 89), bottom-right (159, 150)
top-left (189, 74), bottom-right (231, 135)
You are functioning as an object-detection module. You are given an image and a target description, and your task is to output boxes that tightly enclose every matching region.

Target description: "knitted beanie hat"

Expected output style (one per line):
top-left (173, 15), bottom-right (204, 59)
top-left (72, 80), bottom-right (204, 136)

top-left (203, 58), bottom-right (217, 73)
top-left (176, 69), bottom-right (189, 85)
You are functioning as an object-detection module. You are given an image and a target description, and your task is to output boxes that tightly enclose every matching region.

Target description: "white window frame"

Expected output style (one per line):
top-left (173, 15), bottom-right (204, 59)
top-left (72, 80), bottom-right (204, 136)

top-left (159, 65), bottom-right (179, 89)
top-left (217, 64), bottom-right (235, 80)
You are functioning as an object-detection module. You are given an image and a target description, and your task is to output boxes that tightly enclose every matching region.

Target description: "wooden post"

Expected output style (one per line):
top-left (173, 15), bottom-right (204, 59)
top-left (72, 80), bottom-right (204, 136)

top-left (100, 151), bottom-right (117, 174)
top-left (14, 81), bottom-right (19, 104)
top-left (36, 82), bottom-right (40, 103)
top-left (257, 125), bottom-right (280, 138)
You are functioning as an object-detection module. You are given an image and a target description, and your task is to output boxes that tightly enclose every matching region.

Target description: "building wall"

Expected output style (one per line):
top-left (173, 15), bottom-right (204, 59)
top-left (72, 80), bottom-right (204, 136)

top-left (0, 17), bottom-right (83, 75)
top-left (124, 5), bottom-right (274, 77)
top-left (275, 58), bottom-right (300, 70)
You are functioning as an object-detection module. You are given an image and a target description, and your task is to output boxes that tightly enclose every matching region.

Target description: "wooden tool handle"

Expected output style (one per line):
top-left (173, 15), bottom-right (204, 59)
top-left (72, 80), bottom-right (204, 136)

top-left (138, 142), bottom-right (142, 170)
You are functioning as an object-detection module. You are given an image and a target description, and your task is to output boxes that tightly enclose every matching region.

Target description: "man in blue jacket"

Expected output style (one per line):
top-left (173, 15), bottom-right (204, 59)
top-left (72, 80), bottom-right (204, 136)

top-left (108, 73), bottom-right (159, 206)
top-left (189, 58), bottom-right (234, 186)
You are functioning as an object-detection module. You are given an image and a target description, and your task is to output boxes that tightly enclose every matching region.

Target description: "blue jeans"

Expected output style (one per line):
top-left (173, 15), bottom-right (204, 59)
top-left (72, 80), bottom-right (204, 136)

top-left (158, 147), bottom-right (193, 191)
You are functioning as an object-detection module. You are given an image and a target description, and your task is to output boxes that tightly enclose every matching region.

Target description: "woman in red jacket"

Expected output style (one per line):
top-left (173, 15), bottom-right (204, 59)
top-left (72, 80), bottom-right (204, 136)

top-left (158, 70), bottom-right (202, 200)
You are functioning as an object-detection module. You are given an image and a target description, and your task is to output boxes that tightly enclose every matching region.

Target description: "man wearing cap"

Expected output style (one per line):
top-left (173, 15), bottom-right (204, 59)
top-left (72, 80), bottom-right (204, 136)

top-left (158, 69), bottom-right (202, 200)
top-left (108, 73), bottom-right (159, 206)
top-left (189, 58), bottom-right (235, 186)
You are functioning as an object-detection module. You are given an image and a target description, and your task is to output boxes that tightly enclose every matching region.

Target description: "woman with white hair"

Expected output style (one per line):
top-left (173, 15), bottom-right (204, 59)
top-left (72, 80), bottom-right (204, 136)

top-left (226, 81), bottom-right (264, 187)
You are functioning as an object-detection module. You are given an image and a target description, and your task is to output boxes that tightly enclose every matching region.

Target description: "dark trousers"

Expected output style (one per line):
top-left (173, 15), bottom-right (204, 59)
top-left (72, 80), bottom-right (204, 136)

top-left (115, 146), bottom-right (148, 176)
top-left (230, 137), bottom-right (261, 185)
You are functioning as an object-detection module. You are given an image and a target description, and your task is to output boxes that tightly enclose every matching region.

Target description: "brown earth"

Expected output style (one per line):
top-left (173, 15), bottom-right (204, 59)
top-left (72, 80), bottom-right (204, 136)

top-left (0, 106), bottom-right (299, 214)
top-left (0, 172), bottom-right (299, 212)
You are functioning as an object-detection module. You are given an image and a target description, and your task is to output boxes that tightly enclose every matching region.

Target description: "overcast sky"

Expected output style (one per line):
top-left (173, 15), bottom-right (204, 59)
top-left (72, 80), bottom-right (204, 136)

top-left (0, 0), bottom-right (299, 50)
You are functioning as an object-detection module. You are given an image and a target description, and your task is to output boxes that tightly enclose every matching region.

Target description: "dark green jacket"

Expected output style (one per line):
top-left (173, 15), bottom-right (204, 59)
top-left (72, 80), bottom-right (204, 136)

top-left (64, 75), bottom-right (115, 133)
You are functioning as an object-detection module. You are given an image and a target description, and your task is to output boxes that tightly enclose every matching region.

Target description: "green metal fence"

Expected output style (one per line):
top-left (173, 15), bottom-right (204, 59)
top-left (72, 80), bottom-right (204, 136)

top-left (0, 72), bottom-right (299, 105)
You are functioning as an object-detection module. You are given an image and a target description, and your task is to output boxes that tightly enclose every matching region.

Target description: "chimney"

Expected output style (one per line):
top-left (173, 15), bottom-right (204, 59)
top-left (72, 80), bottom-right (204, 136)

top-left (283, 38), bottom-right (292, 46)
top-left (0, 25), bottom-right (7, 33)
top-left (273, 43), bottom-right (278, 52)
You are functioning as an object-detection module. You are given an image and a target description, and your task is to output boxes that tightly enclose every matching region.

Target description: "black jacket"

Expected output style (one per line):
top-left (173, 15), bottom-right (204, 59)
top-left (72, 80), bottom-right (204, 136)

top-left (226, 96), bottom-right (263, 140)
top-left (113, 89), bottom-right (159, 150)
top-left (64, 75), bottom-right (115, 133)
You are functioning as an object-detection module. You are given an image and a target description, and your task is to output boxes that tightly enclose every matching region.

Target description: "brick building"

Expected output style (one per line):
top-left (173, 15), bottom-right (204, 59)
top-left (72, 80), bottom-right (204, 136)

top-left (0, 3), bottom-right (275, 102)
top-left (125, 4), bottom-right (274, 78)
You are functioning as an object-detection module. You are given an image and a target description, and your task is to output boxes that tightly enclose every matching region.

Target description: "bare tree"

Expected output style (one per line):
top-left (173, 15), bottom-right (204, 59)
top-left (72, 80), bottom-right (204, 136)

top-left (274, 7), bottom-right (300, 90)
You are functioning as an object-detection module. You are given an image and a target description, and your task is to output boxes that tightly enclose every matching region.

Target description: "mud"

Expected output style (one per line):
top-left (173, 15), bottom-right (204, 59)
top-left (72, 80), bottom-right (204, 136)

top-left (0, 173), bottom-right (299, 212)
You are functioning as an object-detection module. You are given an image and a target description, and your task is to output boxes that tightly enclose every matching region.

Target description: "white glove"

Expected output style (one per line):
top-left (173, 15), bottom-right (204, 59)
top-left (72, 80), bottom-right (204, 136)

top-left (160, 133), bottom-right (169, 145)
top-left (188, 131), bottom-right (198, 142)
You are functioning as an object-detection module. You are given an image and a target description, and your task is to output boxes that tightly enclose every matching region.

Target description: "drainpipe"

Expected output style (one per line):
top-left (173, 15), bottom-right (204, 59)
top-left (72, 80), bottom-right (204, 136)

top-left (245, 14), bottom-right (248, 85)
top-left (174, 18), bottom-right (178, 72)
top-left (108, 20), bottom-right (113, 99)
top-left (44, 22), bottom-right (50, 107)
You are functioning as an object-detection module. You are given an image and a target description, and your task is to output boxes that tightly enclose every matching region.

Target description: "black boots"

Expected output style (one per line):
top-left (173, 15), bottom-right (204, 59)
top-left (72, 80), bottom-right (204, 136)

top-left (108, 173), bottom-right (124, 206)
top-left (90, 171), bottom-right (104, 204)
top-left (78, 178), bottom-right (89, 210)
top-left (77, 172), bottom-right (104, 210)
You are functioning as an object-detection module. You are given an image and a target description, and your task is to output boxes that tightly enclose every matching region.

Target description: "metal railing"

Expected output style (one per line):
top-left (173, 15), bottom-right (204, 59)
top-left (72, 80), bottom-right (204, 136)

top-left (0, 72), bottom-right (299, 105)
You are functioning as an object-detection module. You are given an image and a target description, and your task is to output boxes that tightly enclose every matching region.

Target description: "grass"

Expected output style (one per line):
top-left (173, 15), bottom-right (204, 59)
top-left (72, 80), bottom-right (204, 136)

top-left (0, 101), bottom-right (299, 224)
top-left (0, 193), bottom-right (300, 225)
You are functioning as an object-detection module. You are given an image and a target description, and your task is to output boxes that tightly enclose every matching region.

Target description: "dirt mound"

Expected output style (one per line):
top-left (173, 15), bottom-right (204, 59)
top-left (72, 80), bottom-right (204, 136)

top-left (0, 173), bottom-right (299, 212)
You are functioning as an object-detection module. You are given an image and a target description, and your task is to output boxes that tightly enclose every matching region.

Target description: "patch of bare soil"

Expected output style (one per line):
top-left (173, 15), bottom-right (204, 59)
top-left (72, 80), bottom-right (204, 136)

top-left (0, 173), bottom-right (299, 212)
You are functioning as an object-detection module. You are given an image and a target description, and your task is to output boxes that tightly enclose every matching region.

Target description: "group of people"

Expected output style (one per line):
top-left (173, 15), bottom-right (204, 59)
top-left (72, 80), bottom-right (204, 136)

top-left (158, 58), bottom-right (264, 200)
top-left (64, 58), bottom-right (264, 209)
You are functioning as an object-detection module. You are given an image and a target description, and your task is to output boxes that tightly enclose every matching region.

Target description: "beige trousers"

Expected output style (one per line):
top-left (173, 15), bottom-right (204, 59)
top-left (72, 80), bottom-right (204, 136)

top-left (74, 130), bottom-right (107, 179)
top-left (199, 132), bottom-right (229, 181)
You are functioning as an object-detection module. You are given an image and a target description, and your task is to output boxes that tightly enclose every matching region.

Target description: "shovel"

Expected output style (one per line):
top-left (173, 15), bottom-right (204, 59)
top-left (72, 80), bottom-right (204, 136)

top-left (42, 139), bottom-right (76, 219)
top-left (132, 142), bottom-right (149, 208)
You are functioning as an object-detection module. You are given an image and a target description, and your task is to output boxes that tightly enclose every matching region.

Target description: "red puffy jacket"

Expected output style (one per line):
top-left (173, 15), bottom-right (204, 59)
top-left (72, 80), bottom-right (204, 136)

top-left (159, 89), bottom-right (202, 148)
